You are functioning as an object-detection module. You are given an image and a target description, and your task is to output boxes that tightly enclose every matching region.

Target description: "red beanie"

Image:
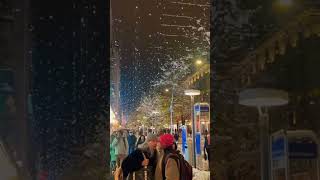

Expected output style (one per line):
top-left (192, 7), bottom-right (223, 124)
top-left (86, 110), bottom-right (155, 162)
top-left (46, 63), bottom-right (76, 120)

top-left (159, 134), bottom-right (174, 148)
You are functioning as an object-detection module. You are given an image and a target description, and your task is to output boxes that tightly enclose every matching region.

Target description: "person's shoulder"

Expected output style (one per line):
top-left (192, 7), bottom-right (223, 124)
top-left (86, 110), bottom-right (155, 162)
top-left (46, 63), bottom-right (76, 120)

top-left (165, 156), bottom-right (180, 168)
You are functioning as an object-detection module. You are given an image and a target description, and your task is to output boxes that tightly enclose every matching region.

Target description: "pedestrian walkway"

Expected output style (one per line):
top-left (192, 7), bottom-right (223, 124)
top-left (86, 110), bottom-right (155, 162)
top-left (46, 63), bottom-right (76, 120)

top-left (177, 137), bottom-right (209, 171)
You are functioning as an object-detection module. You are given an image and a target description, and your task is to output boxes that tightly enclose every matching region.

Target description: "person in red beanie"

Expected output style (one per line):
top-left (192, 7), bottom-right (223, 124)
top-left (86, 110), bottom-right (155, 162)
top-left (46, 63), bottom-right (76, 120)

top-left (155, 134), bottom-right (180, 180)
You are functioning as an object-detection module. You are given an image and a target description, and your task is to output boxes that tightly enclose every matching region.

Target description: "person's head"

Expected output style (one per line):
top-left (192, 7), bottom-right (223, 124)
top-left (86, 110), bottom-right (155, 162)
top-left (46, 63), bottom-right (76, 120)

top-left (159, 134), bottom-right (175, 150)
top-left (145, 134), bottom-right (158, 150)
top-left (129, 131), bottom-right (133, 136)
top-left (141, 135), bottom-right (145, 141)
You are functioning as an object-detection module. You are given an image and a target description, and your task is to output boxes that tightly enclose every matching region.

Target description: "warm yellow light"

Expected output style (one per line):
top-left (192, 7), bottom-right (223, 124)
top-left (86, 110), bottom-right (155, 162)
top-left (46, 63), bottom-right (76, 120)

top-left (165, 88), bottom-right (169, 92)
top-left (196, 59), bottom-right (203, 65)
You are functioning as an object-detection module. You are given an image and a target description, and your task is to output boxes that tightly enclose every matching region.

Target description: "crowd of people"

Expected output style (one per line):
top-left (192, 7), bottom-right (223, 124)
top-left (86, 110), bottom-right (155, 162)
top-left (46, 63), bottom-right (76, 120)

top-left (110, 129), bottom-right (192, 180)
top-left (110, 128), bottom-right (210, 180)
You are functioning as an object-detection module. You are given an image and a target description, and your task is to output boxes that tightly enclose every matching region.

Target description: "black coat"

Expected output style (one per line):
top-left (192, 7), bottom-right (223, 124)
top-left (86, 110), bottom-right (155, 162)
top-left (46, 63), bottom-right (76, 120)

top-left (121, 148), bottom-right (158, 179)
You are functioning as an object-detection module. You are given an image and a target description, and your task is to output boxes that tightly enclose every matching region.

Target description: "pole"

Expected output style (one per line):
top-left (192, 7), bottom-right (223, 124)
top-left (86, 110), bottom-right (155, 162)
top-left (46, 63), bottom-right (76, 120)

top-left (258, 107), bottom-right (270, 180)
top-left (142, 124), bottom-right (144, 135)
top-left (191, 95), bottom-right (196, 168)
top-left (170, 85), bottom-right (174, 134)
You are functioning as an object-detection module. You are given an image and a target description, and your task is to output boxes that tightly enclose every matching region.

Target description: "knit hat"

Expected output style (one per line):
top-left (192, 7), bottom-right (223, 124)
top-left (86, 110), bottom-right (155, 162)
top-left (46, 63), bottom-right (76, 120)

top-left (146, 133), bottom-right (158, 142)
top-left (159, 134), bottom-right (174, 148)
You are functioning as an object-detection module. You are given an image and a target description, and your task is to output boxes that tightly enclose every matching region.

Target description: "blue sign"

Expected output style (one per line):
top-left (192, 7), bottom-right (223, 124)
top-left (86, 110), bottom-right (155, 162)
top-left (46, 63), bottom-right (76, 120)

top-left (288, 141), bottom-right (317, 159)
top-left (194, 104), bottom-right (209, 112)
top-left (196, 132), bottom-right (201, 155)
top-left (272, 137), bottom-right (285, 159)
top-left (182, 126), bottom-right (187, 153)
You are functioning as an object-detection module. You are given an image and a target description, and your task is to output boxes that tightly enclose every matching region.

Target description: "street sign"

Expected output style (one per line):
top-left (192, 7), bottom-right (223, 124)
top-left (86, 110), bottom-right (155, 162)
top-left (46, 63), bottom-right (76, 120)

top-left (194, 104), bottom-right (209, 112)
top-left (182, 126), bottom-right (187, 154)
top-left (196, 132), bottom-right (201, 155)
top-left (272, 137), bottom-right (285, 160)
top-left (288, 141), bottom-right (317, 159)
top-left (271, 129), bottom-right (320, 180)
top-left (272, 136), bottom-right (286, 170)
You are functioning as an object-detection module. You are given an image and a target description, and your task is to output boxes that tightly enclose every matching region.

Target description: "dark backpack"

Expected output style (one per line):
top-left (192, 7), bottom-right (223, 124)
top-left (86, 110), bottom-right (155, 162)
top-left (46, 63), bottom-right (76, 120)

top-left (162, 151), bottom-right (193, 180)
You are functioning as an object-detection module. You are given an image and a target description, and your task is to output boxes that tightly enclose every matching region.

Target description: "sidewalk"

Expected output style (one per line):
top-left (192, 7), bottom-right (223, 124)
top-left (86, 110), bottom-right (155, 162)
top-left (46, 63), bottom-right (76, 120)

top-left (177, 137), bottom-right (209, 171)
top-left (193, 168), bottom-right (210, 180)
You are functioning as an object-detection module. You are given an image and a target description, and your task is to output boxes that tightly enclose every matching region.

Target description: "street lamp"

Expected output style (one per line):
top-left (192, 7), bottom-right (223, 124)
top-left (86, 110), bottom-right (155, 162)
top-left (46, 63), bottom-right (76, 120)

top-left (185, 89), bottom-right (200, 168)
top-left (239, 88), bottom-right (288, 180)
top-left (195, 59), bottom-right (203, 65)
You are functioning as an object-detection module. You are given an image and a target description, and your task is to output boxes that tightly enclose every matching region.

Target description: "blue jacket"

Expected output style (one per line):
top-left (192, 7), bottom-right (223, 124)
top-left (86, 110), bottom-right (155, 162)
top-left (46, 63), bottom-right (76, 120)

top-left (127, 134), bottom-right (137, 147)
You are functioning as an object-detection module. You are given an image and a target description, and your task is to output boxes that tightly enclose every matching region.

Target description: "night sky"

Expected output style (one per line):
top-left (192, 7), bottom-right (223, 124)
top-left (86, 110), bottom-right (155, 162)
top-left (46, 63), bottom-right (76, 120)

top-left (111, 0), bottom-right (209, 115)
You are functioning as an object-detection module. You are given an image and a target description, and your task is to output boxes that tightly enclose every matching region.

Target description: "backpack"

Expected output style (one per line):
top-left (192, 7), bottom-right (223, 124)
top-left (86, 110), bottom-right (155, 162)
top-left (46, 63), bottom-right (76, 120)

top-left (162, 151), bottom-right (193, 180)
top-left (136, 135), bottom-right (145, 148)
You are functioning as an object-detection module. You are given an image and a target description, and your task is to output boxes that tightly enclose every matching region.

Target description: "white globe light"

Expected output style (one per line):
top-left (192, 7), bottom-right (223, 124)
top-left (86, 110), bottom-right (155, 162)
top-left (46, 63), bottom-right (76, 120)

top-left (239, 88), bottom-right (289, 107)
top-left (184, 89), bottom-right (200, 96)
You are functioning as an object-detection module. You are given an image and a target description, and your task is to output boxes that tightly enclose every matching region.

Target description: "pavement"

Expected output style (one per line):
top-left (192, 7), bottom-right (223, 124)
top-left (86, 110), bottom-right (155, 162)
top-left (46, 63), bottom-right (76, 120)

top-left (177, 137), bottom-right (209, 171)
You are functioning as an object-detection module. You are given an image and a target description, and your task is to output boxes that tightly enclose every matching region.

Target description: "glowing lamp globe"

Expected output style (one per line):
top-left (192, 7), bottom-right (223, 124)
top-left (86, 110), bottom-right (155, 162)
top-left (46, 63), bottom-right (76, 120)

top-left (184, 89), bottom-right (201, 96)
top-left (239, 88), bottom-right (288, 107)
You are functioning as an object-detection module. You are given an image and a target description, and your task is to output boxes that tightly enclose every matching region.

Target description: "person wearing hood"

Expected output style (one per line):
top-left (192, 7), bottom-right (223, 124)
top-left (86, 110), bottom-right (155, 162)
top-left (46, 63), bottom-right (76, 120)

top-left (111, 130), bottom-right (129, 167)
top-left (121, 134), bottom-right (159, 180)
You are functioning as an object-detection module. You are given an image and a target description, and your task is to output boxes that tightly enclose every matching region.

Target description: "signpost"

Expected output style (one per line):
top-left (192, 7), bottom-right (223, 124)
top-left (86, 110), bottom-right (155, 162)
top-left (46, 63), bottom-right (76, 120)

top-left (271, 130), bottom-right (319, 180)
top-left (194, 103), bottom-right (210, 156)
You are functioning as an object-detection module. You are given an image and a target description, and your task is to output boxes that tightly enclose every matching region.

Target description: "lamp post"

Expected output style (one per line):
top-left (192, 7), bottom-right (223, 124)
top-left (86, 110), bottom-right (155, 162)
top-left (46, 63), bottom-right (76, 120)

top-left (239, 88), bottom-right (288, 180)
top-left (185, 89), bottom-right (200, 168)
top-left (165, 87), bottom-right (175, 134)
top-left (152, 111), bottom-right (159, 133)
top-left (143, 116), bottom-right (147, 135)
top-left (170, 85), bottom-right (175, 134)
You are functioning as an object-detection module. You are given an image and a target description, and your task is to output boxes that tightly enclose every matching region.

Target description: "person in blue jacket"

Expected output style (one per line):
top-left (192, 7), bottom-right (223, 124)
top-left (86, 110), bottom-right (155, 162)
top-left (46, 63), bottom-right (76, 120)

top-left (127, 130), bottom-right (137, 154)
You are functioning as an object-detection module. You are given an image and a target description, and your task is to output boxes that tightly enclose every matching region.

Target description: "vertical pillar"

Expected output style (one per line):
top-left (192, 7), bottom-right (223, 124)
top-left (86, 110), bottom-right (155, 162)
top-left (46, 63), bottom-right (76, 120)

top-left (259, 107), bottom-right (270, 180)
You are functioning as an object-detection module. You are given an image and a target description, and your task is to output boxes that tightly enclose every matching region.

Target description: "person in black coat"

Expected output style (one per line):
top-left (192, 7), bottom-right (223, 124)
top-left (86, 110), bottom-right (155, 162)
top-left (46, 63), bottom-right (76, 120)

top-left (121, 134), bottom-right (158, 180)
